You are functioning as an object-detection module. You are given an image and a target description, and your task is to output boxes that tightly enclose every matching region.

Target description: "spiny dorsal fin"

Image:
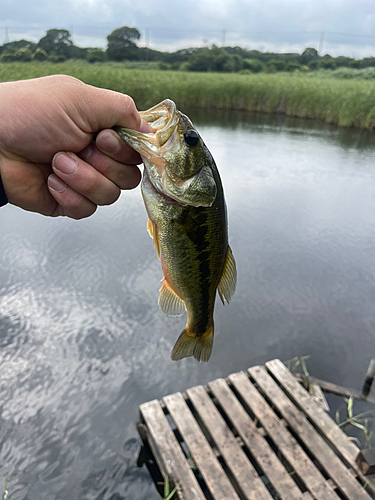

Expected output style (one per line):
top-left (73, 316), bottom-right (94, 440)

top-left (146, 219), bottom-right (160, 260)
top-left (158, 278), bottom-right (185, 317)
top-left (217, 245), bottom-right (237, 305)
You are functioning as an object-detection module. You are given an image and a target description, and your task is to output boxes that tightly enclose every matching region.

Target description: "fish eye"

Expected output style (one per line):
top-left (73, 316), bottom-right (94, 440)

top-left (184, 129), bottom-right (199, 148)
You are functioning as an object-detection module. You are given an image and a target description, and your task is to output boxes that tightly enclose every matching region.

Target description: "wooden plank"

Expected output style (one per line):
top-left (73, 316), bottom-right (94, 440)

top-left (267, 360), bottom-right (375, 497)
top-left (228, 371), bottom-right (338, 500)
top-left (303, 493), bottom-right (314, 500)
top-left (266, 360), bottom-right (360, 466)
top-left (249, 365), bottom-right (371, 500)
top-left (208, 378), bottom-right (304, 500)
top-left (186, 385), bottom-right (273, 500)
top-left (139, 399), bottom-right (205, 500)
top-left (163, 392), bottom-right (240, 500)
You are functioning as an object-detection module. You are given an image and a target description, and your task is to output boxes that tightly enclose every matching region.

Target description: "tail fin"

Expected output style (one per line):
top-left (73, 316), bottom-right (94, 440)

top-left (171, 325), bottom-right (214, 362)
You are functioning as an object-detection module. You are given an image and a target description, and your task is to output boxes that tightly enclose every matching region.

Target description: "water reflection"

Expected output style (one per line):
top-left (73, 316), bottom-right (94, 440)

top-left (1, 110), bottom-right (375, 499)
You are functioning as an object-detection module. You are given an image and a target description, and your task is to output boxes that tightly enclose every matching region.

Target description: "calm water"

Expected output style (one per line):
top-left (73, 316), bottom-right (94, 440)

top-left (1, 111), bottom-right (375, 499)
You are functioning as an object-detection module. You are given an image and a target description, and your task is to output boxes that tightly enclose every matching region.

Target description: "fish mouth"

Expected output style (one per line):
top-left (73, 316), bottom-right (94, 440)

top-left (115, 99), bottom-right (217, 208)
top-left (114, 99), bottom-right (179, 156)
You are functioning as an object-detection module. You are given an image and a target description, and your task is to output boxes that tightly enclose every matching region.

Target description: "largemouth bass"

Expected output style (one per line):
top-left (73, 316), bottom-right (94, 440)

top-left (115, 100), bottom-right (236, 362)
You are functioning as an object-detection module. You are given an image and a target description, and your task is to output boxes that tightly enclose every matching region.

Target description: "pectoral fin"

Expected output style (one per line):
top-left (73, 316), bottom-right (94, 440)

top-left (158, 278), bottom-right (185, 316)
top-left (146, 218), bottom-right (153, 238)
top-left (218, 245), bottom-right (237, 305)
top-left (146, 218), bottom-right (160, 260)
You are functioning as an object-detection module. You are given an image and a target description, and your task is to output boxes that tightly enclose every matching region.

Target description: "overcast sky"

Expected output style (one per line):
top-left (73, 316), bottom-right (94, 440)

top-left (2, 0), bottom-right (375, 58)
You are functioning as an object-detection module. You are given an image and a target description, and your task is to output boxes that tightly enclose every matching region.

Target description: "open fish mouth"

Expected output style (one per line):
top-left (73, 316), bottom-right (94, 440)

top-left (114, 99), bottom-right (180, 155)
top-left (115, 99), bottom-right (217, 208)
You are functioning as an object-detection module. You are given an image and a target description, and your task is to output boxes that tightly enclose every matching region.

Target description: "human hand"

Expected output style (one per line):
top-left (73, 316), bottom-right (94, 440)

top-left (0, 75), bottom-right (150, 219)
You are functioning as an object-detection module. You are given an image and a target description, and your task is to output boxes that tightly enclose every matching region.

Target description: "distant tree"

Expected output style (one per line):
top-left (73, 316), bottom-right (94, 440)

top-left (242, 59), bottom-right (264, 73)
top-left (186, 45), bottom-right (231, 72)
top-left (87, 48), bottom-right (107, 63)
top-left (361, 57), bottom-right (375, 68)
top-left (308, 59), bottom-right (320, 70)
top-left (137, 46), bottom-right (166, 62)
top-left (349, 60), bottom-right (361, 69)
top-left (106, 26), bottom-right (141, 61)
top-left (300, 47), bottom-right (318, 64)
top-left (48, 54), bottom-right (67, 63)
top-left (163, 47), bottom-right (197, 63)
top-left (38, 29), bottom-right (73, 57)
top-left (32, 48), bottom-right (48, 61)
top-left (70, 45), bottom-right (89, 59)
top-left (267, 59), bottom-right (286, 72)
top-left (0, 49), bottom-right (16, 62)
top-left (231, 54), bottom-right (243, 72)
top-left (14, 47), bottom-right (32, 61)
top-left (1, 39), bottom-right (36, 55)
top-left (286, 62), bottom-right (302, 72)
top-left (320, 59), bottom-right (336, 70)
top-left (334, 56), bottom-right (353, 67)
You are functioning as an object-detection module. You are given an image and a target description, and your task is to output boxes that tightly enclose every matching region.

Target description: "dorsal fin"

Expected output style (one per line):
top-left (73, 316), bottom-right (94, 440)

top-left (158, 278), bottom-right (185, 316)
top-left (217, 245), bottom-right (237, 305)
top-left (146, 218), bottom-right (160, 260)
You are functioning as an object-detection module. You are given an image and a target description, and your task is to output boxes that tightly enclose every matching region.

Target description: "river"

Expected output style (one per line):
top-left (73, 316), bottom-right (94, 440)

top-left (1, 111), bottom-right (375, 499)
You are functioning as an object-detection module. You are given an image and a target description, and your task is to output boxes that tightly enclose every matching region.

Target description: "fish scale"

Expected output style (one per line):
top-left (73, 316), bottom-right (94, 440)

top-left (115, 99), bottom-right (236, 362)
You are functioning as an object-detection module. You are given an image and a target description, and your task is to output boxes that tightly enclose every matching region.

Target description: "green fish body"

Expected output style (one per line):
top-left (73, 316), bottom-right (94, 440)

top-left (116, 100), bottom-right (236, 362)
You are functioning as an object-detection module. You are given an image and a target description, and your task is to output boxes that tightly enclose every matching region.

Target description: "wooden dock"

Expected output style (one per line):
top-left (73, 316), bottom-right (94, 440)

top-left (137, 359), bottom-right (375, 500)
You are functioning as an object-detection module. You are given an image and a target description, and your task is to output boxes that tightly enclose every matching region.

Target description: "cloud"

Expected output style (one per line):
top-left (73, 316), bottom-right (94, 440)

top-left (2, 0), bottom-right (375, 57)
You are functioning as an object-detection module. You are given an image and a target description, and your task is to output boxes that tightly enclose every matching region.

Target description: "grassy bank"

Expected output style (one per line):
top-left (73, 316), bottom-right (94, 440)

top-left (1, 62), bottom-right (375, 129)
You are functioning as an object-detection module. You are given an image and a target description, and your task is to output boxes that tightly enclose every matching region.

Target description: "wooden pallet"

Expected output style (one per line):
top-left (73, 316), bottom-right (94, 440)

top-left (137, 359), bottom-right (375, 500)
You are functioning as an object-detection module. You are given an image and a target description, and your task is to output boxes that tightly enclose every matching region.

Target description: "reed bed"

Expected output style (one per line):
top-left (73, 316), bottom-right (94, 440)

top-left (1, 62), bottom-right (375, 129)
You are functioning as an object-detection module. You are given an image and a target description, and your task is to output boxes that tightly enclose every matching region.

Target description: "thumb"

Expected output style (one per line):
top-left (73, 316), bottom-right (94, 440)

top-left (75, 83), bottom-right (142, 133)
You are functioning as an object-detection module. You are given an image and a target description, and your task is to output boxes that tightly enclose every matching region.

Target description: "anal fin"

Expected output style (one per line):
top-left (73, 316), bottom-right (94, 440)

top-left (218, 245), bottom-right (237, 305)
top-left (158, 278), bottom-right (185, 317)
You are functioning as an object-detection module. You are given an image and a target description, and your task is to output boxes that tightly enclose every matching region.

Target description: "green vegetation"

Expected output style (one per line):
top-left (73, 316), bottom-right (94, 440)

top-left (158, 477), bottom-right (179, 500)
top-left (2, 62), bottom-right (375, 129)
top-left (336, 396), bottom-right (374, 448)
top-left (1, 27), bottom-right (375, 75)
top-left (2, 474), bottom-right (8, 500)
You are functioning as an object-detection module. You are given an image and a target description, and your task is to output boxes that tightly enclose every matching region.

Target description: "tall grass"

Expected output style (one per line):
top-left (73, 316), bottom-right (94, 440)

top-left (306, 67), bottom-right (375, 80)
top-left (1, 62), bottom-right (375, 129)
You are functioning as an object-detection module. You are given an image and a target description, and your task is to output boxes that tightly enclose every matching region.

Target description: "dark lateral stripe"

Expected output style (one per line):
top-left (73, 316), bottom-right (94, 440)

top-left (194, 211), bottom-right (213, 334)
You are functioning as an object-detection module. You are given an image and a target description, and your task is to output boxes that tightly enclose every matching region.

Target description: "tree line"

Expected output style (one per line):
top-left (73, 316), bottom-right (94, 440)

top-left (1, 26), bottom-right (375, 73)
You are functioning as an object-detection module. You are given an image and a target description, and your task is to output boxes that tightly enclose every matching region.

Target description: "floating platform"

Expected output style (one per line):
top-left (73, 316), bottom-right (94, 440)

top-left (137, 359), bottom-right (375, 500)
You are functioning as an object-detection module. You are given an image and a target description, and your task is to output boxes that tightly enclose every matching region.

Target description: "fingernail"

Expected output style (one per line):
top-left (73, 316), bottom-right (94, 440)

top-left (98, 131), bottom-right (121, 153)
top-left (140, 118), bottom-right (152, 133)
top-left (53, 153), bottom-right (78, 175)
top-left (48, 174), bottom-right (67, 193)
